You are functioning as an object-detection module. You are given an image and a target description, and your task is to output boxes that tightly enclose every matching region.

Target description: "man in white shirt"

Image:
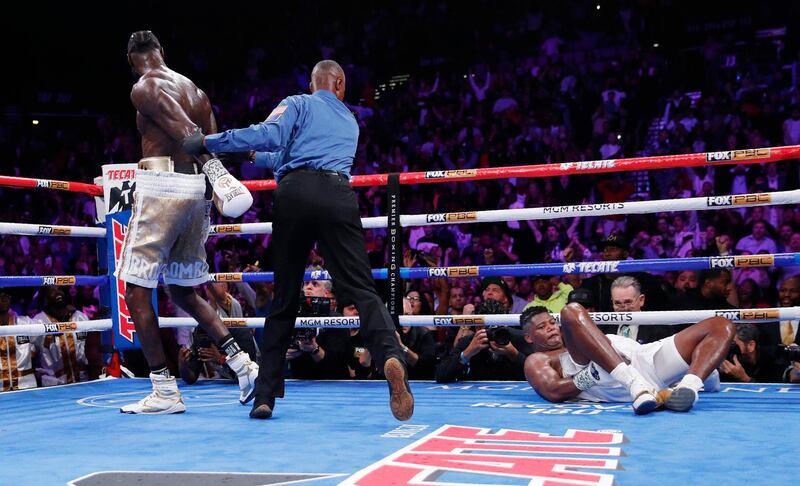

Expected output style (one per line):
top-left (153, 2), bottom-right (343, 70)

top-left (32, 287), bottom-right (90, 386)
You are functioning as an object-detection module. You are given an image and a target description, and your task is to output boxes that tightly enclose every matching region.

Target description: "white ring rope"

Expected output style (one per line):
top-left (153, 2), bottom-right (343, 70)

top-left (207, 189), bottom-right (799, 235)
top-left (2, 308), bottom-right (796, 336)
top-left (0, 222), bottom-right (105, 238)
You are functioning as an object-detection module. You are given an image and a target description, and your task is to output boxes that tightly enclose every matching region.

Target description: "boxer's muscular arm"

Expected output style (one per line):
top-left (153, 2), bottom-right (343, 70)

top-left (524, 353), bottom-right (581, 403)
top-left (131, 78), bottom-right (198, 141)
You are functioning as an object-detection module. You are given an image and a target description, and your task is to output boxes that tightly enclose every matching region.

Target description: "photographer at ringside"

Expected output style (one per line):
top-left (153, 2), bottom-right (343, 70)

top-left (719, 324), bottom-right (785, 383)
top-left (435, 299), bottom-right (530, 383)
top-left (178, 282), bottom-right (259, 384)
top-left (285, 271), bottom-right (350, 380)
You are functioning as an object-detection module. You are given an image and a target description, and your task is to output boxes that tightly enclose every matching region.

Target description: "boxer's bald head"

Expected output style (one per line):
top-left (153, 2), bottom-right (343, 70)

top-left (310, 60), bottom-right (346, 101)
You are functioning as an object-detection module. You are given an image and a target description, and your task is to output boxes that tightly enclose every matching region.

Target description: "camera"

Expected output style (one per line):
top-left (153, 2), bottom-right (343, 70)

top-left (777, 345), bottom-right (800, 362)
top-left (191, 326), bottom-right (214, 358)
top-left (486, 326), bottom-right (512, 347)
top-left (726, 342), bottom-right (741, 362)
top-left (292, 295), bottom-right (332, 346)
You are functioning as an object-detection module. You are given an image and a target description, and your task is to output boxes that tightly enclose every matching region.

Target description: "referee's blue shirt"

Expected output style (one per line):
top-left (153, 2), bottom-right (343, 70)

top-left (204, 89), bottom-right (358, 181)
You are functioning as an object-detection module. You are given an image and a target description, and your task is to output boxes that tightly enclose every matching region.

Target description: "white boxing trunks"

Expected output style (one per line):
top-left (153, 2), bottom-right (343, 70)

top-left (560, 334), bottom-right (691, 402)
top-left (116, 157), bottom-right (211, 288)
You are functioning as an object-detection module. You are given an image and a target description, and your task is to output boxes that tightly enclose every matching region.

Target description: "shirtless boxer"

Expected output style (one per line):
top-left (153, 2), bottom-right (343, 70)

top-left (522, 303), bottom-right (734, 414)
top-left (118, 31), bottom-right (256, 414)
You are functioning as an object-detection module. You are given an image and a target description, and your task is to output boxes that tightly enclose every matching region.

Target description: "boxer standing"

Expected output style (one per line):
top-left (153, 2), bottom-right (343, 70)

top-left (118, 31), bottom-right (256, 414)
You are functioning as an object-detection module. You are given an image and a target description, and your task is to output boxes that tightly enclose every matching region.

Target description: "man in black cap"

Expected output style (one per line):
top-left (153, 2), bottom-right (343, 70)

top-left (579, 233), bottom-right (668, 312)
top-left (480, 277), bottom-right (513, 310)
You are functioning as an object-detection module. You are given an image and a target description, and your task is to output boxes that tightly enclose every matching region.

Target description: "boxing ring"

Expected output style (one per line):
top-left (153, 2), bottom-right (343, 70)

top-left (2, 379), bottom-right (798, 485)
top-left (1, 145), bottom-right (800, 485)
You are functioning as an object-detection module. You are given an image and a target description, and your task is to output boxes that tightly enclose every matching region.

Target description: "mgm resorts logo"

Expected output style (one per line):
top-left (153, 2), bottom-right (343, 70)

top-left (709, 255), bottom-right (775, 269)
top-left (42, 276), bottom-right (77, 286)
top-left (427, 266), bottom-right (479, 277)
top-left (433, 316), bottom-right (486, 327)
top-left (426, 211), bottom-right (477, 223)
top-left (715, 309), bottom-right (780, 321)
top-left (44, 322), bottom-right (78, 333)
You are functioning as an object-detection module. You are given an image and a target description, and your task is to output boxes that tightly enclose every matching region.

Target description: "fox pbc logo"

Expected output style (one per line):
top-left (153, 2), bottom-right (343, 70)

top-left (209, 273), bottom-right (243, 282)
top-left (706, 193), bottom-right (772, 207)
top-left (223, 319), bottom-right (248, 328)
top-left (209, 224), bottom-right (241, 234)
top-left (711, 255), bottom-right (774, 269)
top-left (432, 316), bottom-right (486, 327)
top-left (42, 276), bottom-right (76, 286)
top-left (424, 169), bottom-right (478, 179)
top-left (343, 425), bottom-right (625, 486)
top-left (715, 309), bottom-right (780, 321)
top-left (44, 322), bottom-right (78, 333)
top-left (37, 226), bottom-right (72, 235)
top-left (560, 160), bottom-right (615, 171)
top-left (454, 316), bottom-right (485, 325)
top-left (36, 179), bottom-right (70, 190)
top-left (426, 212), bottom-right (477, 223)
top-left (706, 148), bottom-right (771, 162)
top-left (427, 266), bottom-right (479, 278)
top-left (735, 255), bottom-right (774, 267)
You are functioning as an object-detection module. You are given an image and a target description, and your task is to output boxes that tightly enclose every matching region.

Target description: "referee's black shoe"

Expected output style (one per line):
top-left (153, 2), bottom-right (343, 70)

top-left (384, 357), bottom-right (414, 421)
top-left (250, 397), bottom-right (275, 419)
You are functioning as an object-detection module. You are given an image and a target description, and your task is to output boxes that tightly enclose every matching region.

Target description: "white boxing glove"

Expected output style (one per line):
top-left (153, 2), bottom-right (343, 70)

top-left (202, 158), bottom-right (254, 218)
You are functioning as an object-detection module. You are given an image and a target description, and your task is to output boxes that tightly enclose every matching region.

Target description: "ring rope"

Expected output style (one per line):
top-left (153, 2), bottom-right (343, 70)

top-left (241, 144), bottom-right (800, 190)
top-left (206, 189), bottom-right (799, 236)
top-left (0, 222), bottom-right (105, 238)
top-left (3, 145), bottom-right (794, 196)
top-left (1, 308), bottom-right (796, 336)
top-left (204, 252), bottom-right (799, 283)
top-left (0, 175), bottom-right (103, 196)
top-left (2, 252), bottom-right (794, 288)
top-left (0, 275), bottom-right (107, 288)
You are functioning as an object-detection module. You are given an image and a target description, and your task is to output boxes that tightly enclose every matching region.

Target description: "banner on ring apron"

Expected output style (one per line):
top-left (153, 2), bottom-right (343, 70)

top-left (101, 164), bottom-right (156, 351)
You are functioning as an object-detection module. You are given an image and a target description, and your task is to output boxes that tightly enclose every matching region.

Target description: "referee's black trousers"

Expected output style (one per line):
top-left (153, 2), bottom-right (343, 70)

top-left (255, 169), bottom-right (403, 401)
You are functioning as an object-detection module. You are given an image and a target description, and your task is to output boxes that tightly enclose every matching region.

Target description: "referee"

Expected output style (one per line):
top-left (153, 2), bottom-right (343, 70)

top-left (183, 60), bottom-right (413, 421)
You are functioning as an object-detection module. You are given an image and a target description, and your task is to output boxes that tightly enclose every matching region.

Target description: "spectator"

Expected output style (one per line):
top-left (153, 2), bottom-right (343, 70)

top-left (435, 299), bottom-right (527, 382)
top-left (0, 293), bottom-right (38, 391)
top-left (525, 275), bottom-right (572, 314)
top-left (735, 220), bottom-right (777, 255)
top-left (178, 283), bottom-right (259, 384)
top-left (285, 275), bottom-right (349, 380)
top-left (501, 276), bottom-right (530, 313)
top-left (479, 277), bottom-right (513, 311)
top-left (719, 324), bottom-right (784, 383)
top-left (671, 269), bottom-right (735, 310)
top-left (32, 287), bottom-right (94, 386)
top-left (343, 302), bottom-right (374, 379)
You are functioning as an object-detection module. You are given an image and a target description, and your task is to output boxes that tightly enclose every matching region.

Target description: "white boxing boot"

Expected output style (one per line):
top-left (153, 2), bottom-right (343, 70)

top-left (120, 373), bottom-right (186, 414)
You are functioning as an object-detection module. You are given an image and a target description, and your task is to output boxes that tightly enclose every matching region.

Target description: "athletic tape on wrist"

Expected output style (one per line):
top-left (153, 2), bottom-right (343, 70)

top-left (202, 158), bottom-right (228, 184)
top-left (572, 366), bottom-right (597, 391)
